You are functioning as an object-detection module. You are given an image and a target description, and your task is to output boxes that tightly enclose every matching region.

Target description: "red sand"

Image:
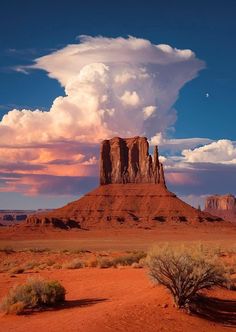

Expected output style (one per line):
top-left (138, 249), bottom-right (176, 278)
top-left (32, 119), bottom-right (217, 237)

top-left (1, 225), bottom-right (236, 251)
top-left (0, 268), bottom-right (236, 332)
top-left (1, 221), bottom-right (236, 331)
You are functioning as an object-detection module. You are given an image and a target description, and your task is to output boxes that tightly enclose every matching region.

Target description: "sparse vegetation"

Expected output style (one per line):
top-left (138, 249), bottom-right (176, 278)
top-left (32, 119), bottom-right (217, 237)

top-left (62, 258), bottom-right (84, 269)
top-left (0, 247), bottom-right (15, 254)
top-left (23, 260), bottom-right (40, 270)
top-left (85, 251), bottom-right (146, 269)
top-left (147, 244), bottom-right (227, 308)
top-left (26, 247), bottom-right (50, 253)
top-left (97, 257), bottom-right (114, 268)
top-left (9, 267), bottom-right (25, 274)
top-left (112, 251), bottom-right (146, 267)
top-left (0, 277), bottom-right (66, 314)
top-left (85, 258), bottom-right (99, 267)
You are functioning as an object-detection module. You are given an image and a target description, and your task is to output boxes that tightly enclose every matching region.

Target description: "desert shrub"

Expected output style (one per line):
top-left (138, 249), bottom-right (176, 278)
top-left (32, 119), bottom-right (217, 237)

top-left (44, 259), bottom-right (55, 267)
top-left (0, 277), bottom-right (65, 314)
top-left (27, 248), bottom-right (50, 253)
top-left (85, 258), bottom-right (99, 268)
top-left (147, 244), bottom-right (227, 308)
top-left (112, 251), bottom-right (146, 267)
top-left (228, 278), bottom-right (236, 290)
top-left (0, 247), bottom-right (15, 254)
top-left (85, 252), bottom-right (147, 268)
top-left (0, 260), bottom-right (19, 273)
top-left (69, 249), bottom-right (87, 254)
top-left (62, 258), bottom-right (84, 269)
top-left (23, 260), bottom-right (40, 270)
top-left (9, 267), bottom-right (25, 274)
top-left (53, 263), bottom-right (62, 269)
top-left (38, 263), bottom-right (49, 270)
top-left (97, 258), bottom-right (114, 268)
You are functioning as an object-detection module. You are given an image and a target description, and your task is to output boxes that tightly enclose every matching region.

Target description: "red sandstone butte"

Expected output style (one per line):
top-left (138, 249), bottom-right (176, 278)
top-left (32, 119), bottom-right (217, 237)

top-left (204, 194), bottom-right (236, 222)
top-left (100, 137), bottom-right (165, 186)
top-left (25, 136), bottom-right (223, 229)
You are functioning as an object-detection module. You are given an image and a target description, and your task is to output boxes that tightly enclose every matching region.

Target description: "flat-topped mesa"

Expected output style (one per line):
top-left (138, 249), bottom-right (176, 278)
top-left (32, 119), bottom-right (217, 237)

top-left (100, 136), bottom-right (166, 186)
top-left (204, 194), bottom-right (236, 222)
top-left (205, 194), bottom-right (236, 211)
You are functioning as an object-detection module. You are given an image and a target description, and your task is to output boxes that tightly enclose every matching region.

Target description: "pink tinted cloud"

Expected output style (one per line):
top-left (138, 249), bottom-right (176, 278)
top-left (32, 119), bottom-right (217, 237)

top-left (166, 172), bottom-right (198, 185)
top-left (0, 173), bottom-right (98, 196)
top-left (0, 143), bottom-right (99, 195)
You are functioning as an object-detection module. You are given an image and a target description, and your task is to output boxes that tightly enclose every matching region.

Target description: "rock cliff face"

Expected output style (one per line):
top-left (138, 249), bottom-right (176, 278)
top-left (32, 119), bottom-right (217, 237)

top-left (204, 194), bottom-right (236, 222)
top-left (100, 136), bottom-right (165, 186)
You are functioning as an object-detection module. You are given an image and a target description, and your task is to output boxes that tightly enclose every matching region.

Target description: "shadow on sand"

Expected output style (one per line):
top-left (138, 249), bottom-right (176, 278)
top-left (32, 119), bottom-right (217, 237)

top-left (190, 294), bottom-right (236, 326)
top-left (22, 298), bottom-right (108, 315)
top-left (58, 298), bottom-right (108, 309)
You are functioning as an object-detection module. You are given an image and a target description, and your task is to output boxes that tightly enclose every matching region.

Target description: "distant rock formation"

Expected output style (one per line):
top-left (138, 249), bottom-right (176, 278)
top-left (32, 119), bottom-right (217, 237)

top-left (2, 215), bottom-right (14, 221)
top-left (204, 194), bottom-right (236, 222)
top-left (0, 211), bottom-right (30, 225)
top-left (100, 137), bottom-right (166, 186)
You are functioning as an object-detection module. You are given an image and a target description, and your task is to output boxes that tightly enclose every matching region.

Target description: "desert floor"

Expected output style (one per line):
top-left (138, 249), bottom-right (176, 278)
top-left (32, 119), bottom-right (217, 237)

top-left (1, 224), bottom-right (236, 251)
top-left (0, 268), bottom-right (236, 332)
top-left (0, 224), bottom-right (236, 331)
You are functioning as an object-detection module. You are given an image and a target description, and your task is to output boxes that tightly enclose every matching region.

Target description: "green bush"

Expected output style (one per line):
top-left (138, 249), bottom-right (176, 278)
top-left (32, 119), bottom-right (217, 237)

top-left (0, 277), bottom-right (65, 314)
top-left (147, 244), bottom-right (227, 308)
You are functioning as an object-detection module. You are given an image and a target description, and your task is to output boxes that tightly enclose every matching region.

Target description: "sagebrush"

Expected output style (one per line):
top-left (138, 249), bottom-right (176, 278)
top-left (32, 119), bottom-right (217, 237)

top-left (147, 244), bottom-right (227, 308)
top-left (0, 277), bottom-right (65, 314)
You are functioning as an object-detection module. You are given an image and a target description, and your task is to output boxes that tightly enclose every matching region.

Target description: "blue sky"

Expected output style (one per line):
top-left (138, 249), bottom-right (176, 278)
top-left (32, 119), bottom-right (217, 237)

top-left (0, 0), bottom-right (235, 209)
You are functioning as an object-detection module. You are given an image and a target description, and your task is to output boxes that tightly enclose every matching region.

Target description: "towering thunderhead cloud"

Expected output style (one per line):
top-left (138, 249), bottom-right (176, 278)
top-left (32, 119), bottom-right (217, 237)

top-left (100, 136), bottom-right (166, 186)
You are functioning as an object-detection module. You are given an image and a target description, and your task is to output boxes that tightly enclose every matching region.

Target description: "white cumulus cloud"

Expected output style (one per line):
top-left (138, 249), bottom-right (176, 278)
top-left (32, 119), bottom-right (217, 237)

top-left (149, 132), bottom-right (212, 151)
top-left (182, 139), bottom-right (236, 164)
top-left (0, 36), bottom-right (206, 195)
top-left (120, 90), bottom-right (140, 107)
top-left (3, 35), bottom-right (205, 148)
top-left (143, 106), bottom-right (156, 119)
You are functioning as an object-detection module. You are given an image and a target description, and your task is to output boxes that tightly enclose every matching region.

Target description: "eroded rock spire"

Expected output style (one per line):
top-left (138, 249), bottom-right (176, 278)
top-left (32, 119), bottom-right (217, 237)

top-left (100, 136), bottom-right (166, 186)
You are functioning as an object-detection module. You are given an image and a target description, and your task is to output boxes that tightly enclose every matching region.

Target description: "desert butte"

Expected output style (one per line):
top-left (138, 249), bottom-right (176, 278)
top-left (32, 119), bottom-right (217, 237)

top-left (0, 136), bottom-right (236, 332)
top-left (1, 136), bottom-right (235, 247)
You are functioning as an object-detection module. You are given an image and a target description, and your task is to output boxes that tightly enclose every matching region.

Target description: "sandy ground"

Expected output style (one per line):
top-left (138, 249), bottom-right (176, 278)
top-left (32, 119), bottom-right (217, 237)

top-left (0, 225), bottom-right (236, 331)
top-left (0, 268), bottom-right (236, 332)
top-left (1, 224), bottom-right (236, 251)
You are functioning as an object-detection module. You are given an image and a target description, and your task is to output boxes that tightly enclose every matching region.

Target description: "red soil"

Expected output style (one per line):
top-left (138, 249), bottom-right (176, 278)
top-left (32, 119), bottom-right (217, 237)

top-left (1, 224), bottom-right (236, 251)
top-left (0, 268), bottom-right (235, 332)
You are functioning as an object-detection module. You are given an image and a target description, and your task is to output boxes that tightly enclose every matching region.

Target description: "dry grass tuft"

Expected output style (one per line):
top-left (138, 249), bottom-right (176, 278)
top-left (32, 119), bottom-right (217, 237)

top-left (62, 258), bottom-right (84, 269)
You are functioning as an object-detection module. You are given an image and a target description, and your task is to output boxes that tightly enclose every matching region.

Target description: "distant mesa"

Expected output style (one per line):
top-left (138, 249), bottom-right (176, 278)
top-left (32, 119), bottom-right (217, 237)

top-left (25, 136), bottom-right (224, 229)
top-left (0, 210), bottom-right (36, 226)
top-left (204, 194), bottom-right (236, 222)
